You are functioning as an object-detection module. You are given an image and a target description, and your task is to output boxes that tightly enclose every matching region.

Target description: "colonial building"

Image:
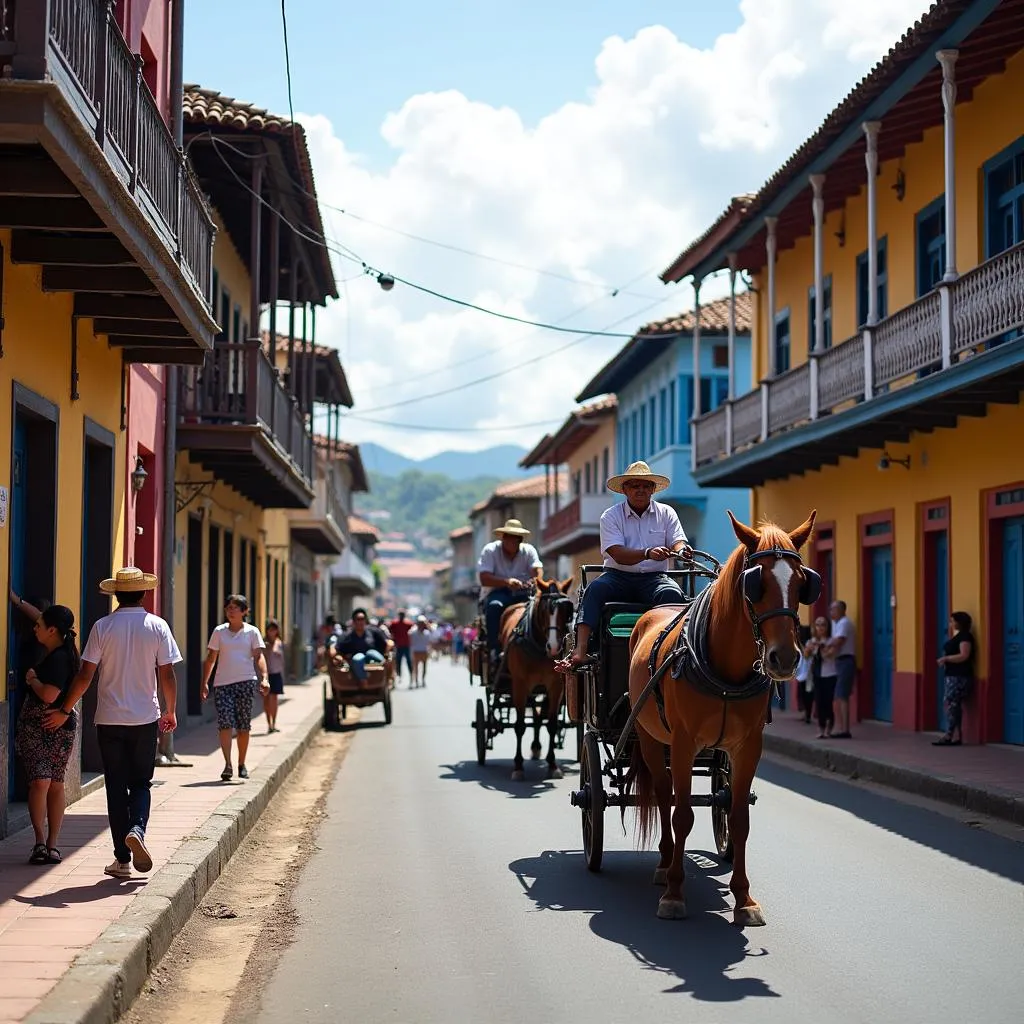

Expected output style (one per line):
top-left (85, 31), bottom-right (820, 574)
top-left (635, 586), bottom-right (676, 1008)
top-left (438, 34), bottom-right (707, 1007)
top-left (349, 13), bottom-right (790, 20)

top-left (668, 0), bottom-right (1024, 744)
top-left (575, 296), bottom-right (753, 561)
top-left (448, 525), bottom-right (477, 625)
top-left (1, 2), bottom-right (215, 829)
top-left (333, 514), bottom-right (380, 621)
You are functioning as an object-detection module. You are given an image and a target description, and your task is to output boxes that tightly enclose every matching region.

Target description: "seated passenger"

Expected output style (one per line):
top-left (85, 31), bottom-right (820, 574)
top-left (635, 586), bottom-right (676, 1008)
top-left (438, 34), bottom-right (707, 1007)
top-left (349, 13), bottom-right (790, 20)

top-left (332, 608), bottom-right (389, 680)
top-left (556, 461), bottom-right (692, 672)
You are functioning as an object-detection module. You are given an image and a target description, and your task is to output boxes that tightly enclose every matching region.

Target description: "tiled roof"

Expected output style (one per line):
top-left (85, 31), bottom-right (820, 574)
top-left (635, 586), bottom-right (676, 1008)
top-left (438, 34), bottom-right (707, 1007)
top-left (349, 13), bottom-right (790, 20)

top-left (312, 438), bottom-right (369, 493)
top-left (348, 515), bottom-right (380, 541)
top-left (576, 293), bottom-right (752, 402)
top-left (520, 397), bottom-right (618, 467)
top-left (183, 85), bottom-right (337, 303)
top-left (470, 472), bottom-right (568, 516)
top-left (377, 540), bottom-right (416, 554)
top-left (660, 195), bottom-right (756, 284)
top-left (449, 525), bottom-right (473, 540)
top-left (379, 559), bottom-right (446, 581)
top-left (265, 332), bottom-right (354, 407)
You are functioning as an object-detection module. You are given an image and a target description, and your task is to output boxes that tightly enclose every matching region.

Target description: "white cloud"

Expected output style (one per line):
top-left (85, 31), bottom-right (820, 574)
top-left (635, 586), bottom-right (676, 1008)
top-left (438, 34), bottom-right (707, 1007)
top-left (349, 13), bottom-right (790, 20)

top-left (300, 0), bottom-right (929, 459)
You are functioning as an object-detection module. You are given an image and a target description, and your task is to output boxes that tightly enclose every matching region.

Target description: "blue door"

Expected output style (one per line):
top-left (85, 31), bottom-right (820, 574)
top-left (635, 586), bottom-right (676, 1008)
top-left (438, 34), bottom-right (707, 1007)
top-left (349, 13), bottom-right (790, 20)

top-left (935, 532), bottom-right (950, 733)
top-left (871, 545), bottom-right (894, 722)
top-left (8, 420), bottom-right (28, 797)
top-left (1003, 516), bottom-right (1024, 744)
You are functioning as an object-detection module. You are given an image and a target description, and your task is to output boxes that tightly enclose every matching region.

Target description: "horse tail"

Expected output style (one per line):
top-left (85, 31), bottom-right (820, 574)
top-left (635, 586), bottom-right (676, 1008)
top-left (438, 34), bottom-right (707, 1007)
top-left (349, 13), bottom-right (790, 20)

top-left (621, 738), bottom-right (658, 849)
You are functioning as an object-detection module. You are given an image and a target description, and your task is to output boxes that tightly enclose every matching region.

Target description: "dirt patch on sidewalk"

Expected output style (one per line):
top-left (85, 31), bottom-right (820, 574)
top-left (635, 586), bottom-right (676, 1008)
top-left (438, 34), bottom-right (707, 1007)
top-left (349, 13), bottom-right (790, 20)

top-left (123, 719), bottom-right (360, 1024)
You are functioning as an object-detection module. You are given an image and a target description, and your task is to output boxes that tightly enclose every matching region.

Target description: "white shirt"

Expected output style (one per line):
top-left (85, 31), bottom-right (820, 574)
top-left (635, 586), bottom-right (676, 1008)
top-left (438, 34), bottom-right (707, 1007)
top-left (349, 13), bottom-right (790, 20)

top-left (600, 500), bottom-right (687, 574)
top-left (477, 540), bottom-right (543, 597)
top-left (208, 622), bottom-right (265, 686)
top-left (81, 607), bottom-right (182, 726)
top-left (409, 627), bottom-right (431, 654)
top-left (832, 616), bottom-right (856, 659)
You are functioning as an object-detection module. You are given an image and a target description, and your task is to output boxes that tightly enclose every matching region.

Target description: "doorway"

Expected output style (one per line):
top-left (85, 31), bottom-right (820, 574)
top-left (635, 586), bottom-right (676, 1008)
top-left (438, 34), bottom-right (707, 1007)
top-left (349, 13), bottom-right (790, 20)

top-left (206, 524), bottom-right (221, 688)
top-left (870, 545), bottom-right (895, 722)
top-left (186, 515), bottom-right (204, 716)
top-left (7, 387), bottom-right (59, 801)
top-left (1002, 515), bottom-right (1024, 744)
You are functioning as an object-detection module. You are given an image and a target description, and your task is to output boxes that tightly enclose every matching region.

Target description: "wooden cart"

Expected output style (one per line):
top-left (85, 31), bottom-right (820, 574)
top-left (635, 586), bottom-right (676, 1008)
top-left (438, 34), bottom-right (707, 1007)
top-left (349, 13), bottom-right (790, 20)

top-left (324, 657), bottom-right (393, 729)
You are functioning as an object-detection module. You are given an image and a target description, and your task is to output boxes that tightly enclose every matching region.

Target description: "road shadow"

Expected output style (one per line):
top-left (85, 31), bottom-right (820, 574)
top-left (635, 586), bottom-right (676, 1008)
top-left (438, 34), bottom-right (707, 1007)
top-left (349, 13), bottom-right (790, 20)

top-left (758, 758), bottom-right (1024, 885)
top-left (510, 849), bottom-right (778, 1002)
top-left (439, 759), bottom-right (579, 799)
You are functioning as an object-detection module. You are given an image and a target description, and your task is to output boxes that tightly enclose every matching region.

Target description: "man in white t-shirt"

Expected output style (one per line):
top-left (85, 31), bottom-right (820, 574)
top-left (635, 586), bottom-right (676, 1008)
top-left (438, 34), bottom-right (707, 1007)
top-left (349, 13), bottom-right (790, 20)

top-left (826, 600), bottom-right (857, 739)
top-left (43, 566), bottom-right (180, 881)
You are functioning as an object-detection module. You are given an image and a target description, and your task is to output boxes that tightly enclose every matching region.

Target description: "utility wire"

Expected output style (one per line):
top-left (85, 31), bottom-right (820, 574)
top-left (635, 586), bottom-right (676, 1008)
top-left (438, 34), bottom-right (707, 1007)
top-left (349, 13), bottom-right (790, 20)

top-left (336, 413), bottom-right (566, 433)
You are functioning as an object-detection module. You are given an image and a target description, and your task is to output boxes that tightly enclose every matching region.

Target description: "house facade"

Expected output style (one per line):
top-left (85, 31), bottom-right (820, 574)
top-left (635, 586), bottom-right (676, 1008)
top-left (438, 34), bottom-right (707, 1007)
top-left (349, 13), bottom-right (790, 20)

top-left (575, 296), bottom-right (753, 562)
top-left (668, 0), bottom-right (1024, 744)
top-left (333, 514), bottom-right (379, 621)
top-left (448, 525), bottom-right (477, 625)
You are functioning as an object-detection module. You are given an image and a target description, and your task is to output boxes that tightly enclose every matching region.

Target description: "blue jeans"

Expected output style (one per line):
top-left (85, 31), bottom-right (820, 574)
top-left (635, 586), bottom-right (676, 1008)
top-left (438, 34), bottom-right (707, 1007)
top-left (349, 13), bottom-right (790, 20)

top-left (349, 650), bottom-right (385, 680)
top-left (578, 569), bottom-right (683, 630)
top-left (97, 721), bottom-right (158, 864)
top-left (394, 646), bottom-right (412, 679)
top-left (485, 588), bottom-right (530, 655)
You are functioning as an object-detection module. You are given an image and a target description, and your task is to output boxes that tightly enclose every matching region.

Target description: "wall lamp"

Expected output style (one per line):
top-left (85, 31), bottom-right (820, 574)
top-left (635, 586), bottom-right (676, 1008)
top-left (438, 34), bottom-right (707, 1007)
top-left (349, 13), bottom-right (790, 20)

top-left (892, 168), bottom-right (906, 202)
top-left (131, 456), bottom-right (149, 493)
top-left (878, 451), bottom-right (911, 471)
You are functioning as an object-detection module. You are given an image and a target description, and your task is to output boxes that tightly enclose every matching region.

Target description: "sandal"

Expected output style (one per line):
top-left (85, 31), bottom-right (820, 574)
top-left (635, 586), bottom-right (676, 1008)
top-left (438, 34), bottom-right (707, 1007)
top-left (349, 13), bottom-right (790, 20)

top-left (29, 843), bottom-right (49, 865)
top-left (47, 848), bottom-right (62, 864)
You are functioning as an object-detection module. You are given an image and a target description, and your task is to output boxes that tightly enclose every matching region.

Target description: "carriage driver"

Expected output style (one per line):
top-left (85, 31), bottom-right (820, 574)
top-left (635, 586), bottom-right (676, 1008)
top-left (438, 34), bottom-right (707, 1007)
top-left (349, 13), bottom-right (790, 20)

top-left (477, 519), bottom-right (544, 668)
top-left (556, 461), bottom-right (692, 672)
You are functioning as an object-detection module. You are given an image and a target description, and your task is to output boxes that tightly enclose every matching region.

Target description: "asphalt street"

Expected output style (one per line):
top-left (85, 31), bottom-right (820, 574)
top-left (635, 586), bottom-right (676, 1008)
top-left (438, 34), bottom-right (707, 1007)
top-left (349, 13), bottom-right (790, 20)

top-left (256, 659), bottom-right (1023, 1024)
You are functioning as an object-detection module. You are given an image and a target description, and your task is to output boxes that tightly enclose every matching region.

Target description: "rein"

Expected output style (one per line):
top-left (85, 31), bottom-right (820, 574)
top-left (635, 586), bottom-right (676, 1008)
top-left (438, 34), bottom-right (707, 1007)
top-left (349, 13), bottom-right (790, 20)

top-left (510, 588), bottom-right (572, 662)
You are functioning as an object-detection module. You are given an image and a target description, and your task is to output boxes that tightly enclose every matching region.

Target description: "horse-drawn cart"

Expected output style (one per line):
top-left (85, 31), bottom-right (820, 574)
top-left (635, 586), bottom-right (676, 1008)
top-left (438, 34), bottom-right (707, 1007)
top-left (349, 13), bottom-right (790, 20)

top-left (565, 555), bottom-right (750, 871)
top-left (324, 656), bottom-right (393, 729)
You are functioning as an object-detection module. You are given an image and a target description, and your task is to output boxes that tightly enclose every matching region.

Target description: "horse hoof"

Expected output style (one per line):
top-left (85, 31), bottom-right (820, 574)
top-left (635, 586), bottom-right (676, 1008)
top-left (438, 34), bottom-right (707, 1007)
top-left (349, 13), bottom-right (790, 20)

top-left (734, 905), bottom-right (766, 928)
top-left (511, 769), bottom-right (525, 782)
top-left (530, 747), bottom-right (542, 761)
top-left (548, 765), bottom-right (563, 780)
top-left (657, 898), bottom-right (688, 920)
top-left (652, 867), bottom-right (669, 886)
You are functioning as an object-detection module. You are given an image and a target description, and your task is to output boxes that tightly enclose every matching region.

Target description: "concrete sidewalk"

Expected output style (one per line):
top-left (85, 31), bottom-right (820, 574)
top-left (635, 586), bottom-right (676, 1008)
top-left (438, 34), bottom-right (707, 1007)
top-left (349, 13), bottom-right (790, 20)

top-left (763, 710), bottom-right (1024, 825)
top-left (0, 678), bottom-right (328, 1024)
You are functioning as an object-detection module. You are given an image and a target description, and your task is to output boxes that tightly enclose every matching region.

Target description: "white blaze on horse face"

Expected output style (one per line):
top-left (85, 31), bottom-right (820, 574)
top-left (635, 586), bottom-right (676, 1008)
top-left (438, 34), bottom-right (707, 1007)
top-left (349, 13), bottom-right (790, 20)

top-left (771, 557), bottom-right (795, 610)
top-left (546, 603), bottom-right (561, 657)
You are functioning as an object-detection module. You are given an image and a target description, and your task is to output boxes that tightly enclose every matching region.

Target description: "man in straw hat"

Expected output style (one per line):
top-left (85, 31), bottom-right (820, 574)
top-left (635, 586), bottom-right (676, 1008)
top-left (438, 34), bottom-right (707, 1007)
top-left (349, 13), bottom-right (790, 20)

top-left (477, 518), bottom-right (544, 667)
top-left (556, 461), bottom-right (692, 672)
top-left (44, 566), bottom-right (180, 880)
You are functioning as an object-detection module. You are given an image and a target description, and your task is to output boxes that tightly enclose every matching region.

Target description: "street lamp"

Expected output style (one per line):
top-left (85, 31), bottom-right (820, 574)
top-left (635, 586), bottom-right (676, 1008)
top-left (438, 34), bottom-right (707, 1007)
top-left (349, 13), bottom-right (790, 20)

top-left (377, 272), bottom-right (395, 292)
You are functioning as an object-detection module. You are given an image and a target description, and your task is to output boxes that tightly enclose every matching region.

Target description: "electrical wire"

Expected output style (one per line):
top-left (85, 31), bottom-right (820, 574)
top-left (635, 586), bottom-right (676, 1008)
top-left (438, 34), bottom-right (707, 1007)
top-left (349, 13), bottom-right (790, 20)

top-left (280, 1), bottom-right (296, 128)
top-left (334, 413), bottom-right (566, 433)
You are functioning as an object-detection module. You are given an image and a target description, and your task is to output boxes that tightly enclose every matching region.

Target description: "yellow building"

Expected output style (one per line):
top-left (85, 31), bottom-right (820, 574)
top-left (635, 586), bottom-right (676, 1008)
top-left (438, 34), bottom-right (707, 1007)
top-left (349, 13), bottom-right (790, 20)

top-left (520, 398), bottom-right (617, 596)
top-left (663, 1), bottom-right (1024, 745)
top-left (1, 9), bottom-right (216, 826)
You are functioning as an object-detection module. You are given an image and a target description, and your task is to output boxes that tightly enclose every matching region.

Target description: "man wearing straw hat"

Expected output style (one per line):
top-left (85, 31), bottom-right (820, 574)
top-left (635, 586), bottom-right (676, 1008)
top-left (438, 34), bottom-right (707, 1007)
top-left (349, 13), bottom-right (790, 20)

top-left (557, 461), bottom-right (692, 672)
top-left (44, 566), bottom-right (180, 880)
top-left (477, 519), bottom-right (544, 668)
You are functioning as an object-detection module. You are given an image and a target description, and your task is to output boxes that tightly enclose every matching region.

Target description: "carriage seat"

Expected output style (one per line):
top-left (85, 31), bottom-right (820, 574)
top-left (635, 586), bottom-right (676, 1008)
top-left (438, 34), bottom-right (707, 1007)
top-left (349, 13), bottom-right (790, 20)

top-left (600, 603), bottom-right (650, 639)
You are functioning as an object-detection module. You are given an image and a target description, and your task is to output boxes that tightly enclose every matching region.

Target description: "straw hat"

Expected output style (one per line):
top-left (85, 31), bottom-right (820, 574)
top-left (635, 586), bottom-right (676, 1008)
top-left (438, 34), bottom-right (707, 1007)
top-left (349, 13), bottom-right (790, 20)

top-left (494, 518), bottom-right (531, 538)
top-left (99, 566), bottom-right (159, 594)
top-left (606, 460), bottom-right (670, 495)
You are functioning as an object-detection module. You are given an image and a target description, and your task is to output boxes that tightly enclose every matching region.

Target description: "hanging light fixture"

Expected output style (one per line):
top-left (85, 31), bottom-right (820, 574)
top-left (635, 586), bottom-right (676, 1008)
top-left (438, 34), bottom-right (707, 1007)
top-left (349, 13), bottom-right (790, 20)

top-left (131, 456), bottom-right (148, 493)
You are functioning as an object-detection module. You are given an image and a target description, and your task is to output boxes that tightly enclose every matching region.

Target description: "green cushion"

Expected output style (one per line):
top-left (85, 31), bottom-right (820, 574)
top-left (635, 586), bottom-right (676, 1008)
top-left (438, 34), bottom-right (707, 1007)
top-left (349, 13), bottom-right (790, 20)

top-left (607, 612), bottom-right (643, 637)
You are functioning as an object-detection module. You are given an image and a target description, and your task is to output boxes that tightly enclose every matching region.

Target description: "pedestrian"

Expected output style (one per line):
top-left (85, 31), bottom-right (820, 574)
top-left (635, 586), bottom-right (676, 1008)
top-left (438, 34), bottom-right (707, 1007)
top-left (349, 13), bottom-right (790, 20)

top-left (263, 618), bottom-right (286, 734)
top-left (452, 624), bottom-right (465, 664)
top-left (388, 610), bottom-right (413, 684)
top-left (201, 595), bottom-right (269, 782)
top-left (805, 616), bottom-right (836, 738)
top-left (933, 611), bottom-right (976, 746)
top-left (409, 616), bottom-right (431, 687)
top-left (332, 608), bottom-right (389, 680)
top-left (42, 566), bottom-right (180, 880)
top-left (10, 594), bottom-right (79, 865)
top-left (826, 600), bottom-right (856, 738)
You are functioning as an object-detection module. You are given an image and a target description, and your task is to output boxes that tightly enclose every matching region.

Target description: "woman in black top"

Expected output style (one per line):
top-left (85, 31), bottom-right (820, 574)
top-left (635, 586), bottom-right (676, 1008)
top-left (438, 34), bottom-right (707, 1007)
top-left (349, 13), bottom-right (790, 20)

top-left (11, 600), bottom-right (80, 863)
top-left (933, 610), bottom-right (975, 746)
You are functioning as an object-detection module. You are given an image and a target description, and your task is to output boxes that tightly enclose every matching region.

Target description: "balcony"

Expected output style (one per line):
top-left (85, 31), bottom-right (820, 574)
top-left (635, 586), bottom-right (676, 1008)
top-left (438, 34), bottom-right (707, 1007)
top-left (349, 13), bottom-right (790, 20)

top-left (289, 476), bottom-right (347, 555)
top-left (178, 341), bottom-right (315, 508)
top-left (332, 547), bottom-right (375, 595)
top-left (541, 494), bottom-right (607, 556)
top-left (692, 242), bottom-right (1024, 487)
top-left (0, 0), bottom-right (216, 355)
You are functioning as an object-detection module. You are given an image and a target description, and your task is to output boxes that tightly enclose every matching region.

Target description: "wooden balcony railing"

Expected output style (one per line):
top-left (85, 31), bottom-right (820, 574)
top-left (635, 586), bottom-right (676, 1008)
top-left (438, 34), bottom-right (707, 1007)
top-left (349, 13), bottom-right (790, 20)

top-left (542, 497), bottom-right (582, 544)
top-left (693, 240), bottom-right (1024, 468)
top-left (179, 342), bottom-right (313, 484)
top-left (4, 0), bottom-right (214, 302)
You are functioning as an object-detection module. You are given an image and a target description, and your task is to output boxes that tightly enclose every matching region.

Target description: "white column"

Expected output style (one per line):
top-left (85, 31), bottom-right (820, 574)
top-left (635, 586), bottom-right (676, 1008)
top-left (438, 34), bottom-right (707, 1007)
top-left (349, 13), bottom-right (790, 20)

top-left (765, 217), bottom-right (778, 376)
top-left (809, 173), bottom-right (825, 420)
top-left (938, 49), bottom-right (959, 281)
top-left (690, 277), bottom-right (702, 472)
top-left (863, 121), bottom-right (881, 325)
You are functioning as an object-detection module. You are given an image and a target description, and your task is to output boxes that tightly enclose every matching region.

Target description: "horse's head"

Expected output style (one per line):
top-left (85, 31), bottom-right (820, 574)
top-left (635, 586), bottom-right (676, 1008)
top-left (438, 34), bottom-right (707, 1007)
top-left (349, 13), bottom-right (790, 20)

top-left (533, 578), bottom-right (575, 658)
top-left (726, 509), bottom-right (820, 681)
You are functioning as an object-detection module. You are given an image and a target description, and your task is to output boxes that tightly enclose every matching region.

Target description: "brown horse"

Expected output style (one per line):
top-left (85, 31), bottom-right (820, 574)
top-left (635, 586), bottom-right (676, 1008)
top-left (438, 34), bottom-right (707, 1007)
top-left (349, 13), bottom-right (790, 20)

top-left (625, 510), bottom-right (818, 925)
top-left (498, 578), bottom-right (574, 781)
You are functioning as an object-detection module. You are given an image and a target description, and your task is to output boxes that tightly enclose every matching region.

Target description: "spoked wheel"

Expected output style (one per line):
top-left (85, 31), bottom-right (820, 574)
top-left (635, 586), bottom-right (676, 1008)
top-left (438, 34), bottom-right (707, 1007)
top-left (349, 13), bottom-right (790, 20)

top-left (474, 698), bottom-right (488, 766)
top-left (711, 750), bottom-right (734, 862)
top-left (580, 730), bottom-right (605, 872)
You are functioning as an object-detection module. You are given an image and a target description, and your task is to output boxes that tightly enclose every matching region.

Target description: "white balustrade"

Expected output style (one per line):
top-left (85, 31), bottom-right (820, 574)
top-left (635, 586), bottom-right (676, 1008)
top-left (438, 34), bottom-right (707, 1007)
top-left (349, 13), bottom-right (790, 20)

top-left (950, 241), bottom-right (1024, 354)
top-left (873, 291), bottom-right (942, 387)
top-left (816, 333), bottom-right (865, 412)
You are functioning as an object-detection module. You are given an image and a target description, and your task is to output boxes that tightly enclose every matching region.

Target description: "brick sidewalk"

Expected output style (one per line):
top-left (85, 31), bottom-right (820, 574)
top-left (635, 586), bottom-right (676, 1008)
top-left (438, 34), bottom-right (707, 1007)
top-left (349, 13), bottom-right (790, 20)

top-left (0, 679), bottom-right (325, 1024)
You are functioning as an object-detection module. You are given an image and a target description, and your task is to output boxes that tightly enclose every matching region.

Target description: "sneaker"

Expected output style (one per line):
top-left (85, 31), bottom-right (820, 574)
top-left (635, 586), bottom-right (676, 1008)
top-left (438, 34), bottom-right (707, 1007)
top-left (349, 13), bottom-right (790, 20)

top-left (238, 764), bottom-right (249, 780)
top-left (221, 764), bottom-right (233, 781)
top-left (104, 860), bottom-right (131, 880)
top-left (125, 829), bottom-right (153, 873)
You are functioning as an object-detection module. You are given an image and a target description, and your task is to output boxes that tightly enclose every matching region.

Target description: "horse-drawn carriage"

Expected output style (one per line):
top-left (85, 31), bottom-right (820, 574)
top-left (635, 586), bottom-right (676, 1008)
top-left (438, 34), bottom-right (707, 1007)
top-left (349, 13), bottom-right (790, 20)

top-left (323, 645), bottom-right (395, 728)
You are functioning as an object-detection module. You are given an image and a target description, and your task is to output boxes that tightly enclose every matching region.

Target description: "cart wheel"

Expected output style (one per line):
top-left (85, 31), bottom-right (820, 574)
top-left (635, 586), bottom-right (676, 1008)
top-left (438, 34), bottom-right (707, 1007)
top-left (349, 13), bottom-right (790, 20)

top-left (711, 751), bottom-right (734, 862)
top-left (474, 698), bottom-right (487, 765)
top-left (581, 730), bottom-right (605, 872)
top-left (575, 723), bottom-right (584, 764)
top-left (383, 688), bottom-right (393, 725)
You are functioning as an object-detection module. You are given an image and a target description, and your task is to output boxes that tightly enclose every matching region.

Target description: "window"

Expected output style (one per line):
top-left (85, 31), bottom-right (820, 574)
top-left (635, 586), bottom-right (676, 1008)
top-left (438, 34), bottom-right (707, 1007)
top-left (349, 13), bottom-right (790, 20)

top-left (592, 455), bottom-right (598, 492)
top-left (856, 237), bottom-right (888, 326)
top-left (668, 379), bottom-right (676, 445)
top-left (807, 275), bottom-right (833, 350)
top-left (678, 374), bottom-right (693, 443)
top-left (774, 308), bottom-right (791, 374)
top-left (659, 387), bottom-right (667, 449)
top-left (602, 446), bottom-right (609, 485)
top-left (648, 396), bottom-right (656, 452)
top-left (232, 305), bottom-right (242, 346)
top-left (631, 410), bottom-right (639, 461)
top-left (219, 287), bottom-right (231, 342)
top-left (985, 140), bottom-right (1024, 258)
top-left (698, 376), bottom-right (729, 416)
top-left (573, 471), bottom-right (581, 498)
top-left (639, 405), bottom-right (647, 459)
top-left (584, 462), bottom-right (591, 494)
top-left (916, 197), bottom-right (946, 295)
top-left (712, 345), bottom-right (729, 368)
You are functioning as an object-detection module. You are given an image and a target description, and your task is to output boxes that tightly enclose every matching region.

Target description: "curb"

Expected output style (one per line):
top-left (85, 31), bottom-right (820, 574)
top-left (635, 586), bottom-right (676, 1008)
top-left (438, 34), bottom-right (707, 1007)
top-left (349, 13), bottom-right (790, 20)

top-left (762, 732), bottom-right (1024, 827)
top-left (25, 702), bottom-right (326, 1024)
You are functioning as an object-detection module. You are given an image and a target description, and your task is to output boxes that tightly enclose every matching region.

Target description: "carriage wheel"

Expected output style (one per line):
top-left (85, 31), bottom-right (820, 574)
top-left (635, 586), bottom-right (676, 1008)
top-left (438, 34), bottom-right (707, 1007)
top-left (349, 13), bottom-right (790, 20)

top-left (383, 688), bottom-right (393, 726)
top-left (581, 730), bottom-right (605, 872)
top-left (474, 698), bottom-right (488, 766)
top-left (711, 750), bottom-right (734, 862)
top-left (576, 723), bottom-right (584, 764)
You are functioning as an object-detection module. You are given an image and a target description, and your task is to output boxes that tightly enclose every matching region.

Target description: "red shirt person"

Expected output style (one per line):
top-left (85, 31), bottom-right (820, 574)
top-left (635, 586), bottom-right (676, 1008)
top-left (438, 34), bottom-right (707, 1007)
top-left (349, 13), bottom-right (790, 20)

top-left (388, 611), bottom-right (414, 683)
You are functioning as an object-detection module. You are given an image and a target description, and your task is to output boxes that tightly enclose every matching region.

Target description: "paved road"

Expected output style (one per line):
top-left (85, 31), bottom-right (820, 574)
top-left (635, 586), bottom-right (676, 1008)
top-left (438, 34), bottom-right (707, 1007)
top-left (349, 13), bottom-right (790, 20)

top-left (257, 661), bottom-right (1023, 1023)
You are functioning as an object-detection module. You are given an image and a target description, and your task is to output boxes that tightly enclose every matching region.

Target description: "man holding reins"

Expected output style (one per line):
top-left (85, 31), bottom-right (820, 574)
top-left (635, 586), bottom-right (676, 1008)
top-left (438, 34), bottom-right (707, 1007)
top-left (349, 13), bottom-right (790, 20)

top-left (557, 461), bottom-right (692, 672)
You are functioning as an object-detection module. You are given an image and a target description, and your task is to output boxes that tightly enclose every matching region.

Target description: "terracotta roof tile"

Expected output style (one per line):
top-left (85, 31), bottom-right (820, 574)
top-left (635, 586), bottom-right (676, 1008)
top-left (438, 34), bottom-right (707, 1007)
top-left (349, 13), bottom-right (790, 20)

top-left (520, 398), bottom-right (618, 467)
top-left (348, 515), bottom-right (380, 541)
top-left (312, 437), bottom-right (369, 492)
top-left (640, 292), bottom-right (752, 335)
top-left (264, 331), bottom-right (354, 407)
top-left (449, 525), bottom-right (473, 540)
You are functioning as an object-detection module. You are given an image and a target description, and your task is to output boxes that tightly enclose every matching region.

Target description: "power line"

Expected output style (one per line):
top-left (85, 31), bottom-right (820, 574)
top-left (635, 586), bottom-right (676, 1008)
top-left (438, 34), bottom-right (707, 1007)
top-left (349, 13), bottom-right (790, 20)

top-left (280, 2), bottom-right (296, 127)
top-left (337, 413), bottom-right (565, 433)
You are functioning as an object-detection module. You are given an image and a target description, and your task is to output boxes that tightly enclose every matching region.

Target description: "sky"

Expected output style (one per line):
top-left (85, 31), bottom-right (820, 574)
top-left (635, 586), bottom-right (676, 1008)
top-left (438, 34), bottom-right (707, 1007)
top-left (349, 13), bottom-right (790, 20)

top-left (184, 0), bottom-right (931, 460)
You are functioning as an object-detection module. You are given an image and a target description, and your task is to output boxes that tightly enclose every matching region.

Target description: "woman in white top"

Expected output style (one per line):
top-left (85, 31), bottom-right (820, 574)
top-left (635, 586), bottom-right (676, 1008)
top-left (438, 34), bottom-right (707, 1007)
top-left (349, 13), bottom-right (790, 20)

top-left (201, 595), bottom-right (269, 781)
top-left (408, 618), bottom-right (431, 688)
top-left (804, 617), bottom-right (837, 738)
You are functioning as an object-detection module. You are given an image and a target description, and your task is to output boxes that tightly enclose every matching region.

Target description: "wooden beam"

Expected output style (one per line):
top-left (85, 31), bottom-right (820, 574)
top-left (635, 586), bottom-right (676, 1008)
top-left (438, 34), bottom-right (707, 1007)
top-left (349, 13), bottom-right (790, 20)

top-left (74, 294), bottom-right (178, 320)
top-left (11, 231), bottom-right (133, 267)
top-left (0, 198), bottom-right (106, 231)
top-left (92, 318), bottom-right (190, 337)
top-left (122, 347), bottom-right (207, 366)
top-left (0, 158), bottom-right (78, 198)
top-left (42, 266), bottom-right (156, 294)
top-left (106, 335), bottom-right (197, 348)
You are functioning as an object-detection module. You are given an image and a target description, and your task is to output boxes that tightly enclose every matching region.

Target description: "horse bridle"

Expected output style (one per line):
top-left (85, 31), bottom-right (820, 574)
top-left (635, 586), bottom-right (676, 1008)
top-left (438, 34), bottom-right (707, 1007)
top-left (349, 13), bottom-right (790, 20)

top-left (533, 585), bottom-right (573, 658)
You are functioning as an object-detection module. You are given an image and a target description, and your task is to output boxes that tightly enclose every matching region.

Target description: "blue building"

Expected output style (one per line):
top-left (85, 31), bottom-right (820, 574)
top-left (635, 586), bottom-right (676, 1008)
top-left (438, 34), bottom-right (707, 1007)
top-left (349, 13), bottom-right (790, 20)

top-left (576, 293), bottom-right (753, 563)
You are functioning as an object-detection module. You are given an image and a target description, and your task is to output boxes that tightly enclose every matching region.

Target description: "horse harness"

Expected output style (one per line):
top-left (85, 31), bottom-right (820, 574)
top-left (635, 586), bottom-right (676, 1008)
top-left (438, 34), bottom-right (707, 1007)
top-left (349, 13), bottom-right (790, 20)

top-left (506, 589), bottom-right (574, 662)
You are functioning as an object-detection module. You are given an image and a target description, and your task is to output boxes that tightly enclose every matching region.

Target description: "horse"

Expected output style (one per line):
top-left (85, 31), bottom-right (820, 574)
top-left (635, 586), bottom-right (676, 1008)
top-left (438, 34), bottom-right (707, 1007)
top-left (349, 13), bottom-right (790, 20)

top-left (497, 578), bottom-right (575, 781)
top-left (624, 509), bottom-right (819, 926)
